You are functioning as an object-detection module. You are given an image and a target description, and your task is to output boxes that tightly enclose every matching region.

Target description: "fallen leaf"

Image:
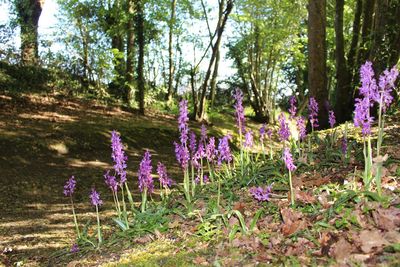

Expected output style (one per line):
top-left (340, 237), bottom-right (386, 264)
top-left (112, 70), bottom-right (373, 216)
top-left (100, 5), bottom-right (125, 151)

top-left (372, 207), bottom-right (400, 231)
top-left (280, 208), bottom-right (307, 236)
top-left (358, 230), bottom-right (389, 253)
top-left (193, 256), bottom-right (208, 265)
top-left (295, 189), bottom-right (316, 204)
top-left (329, 236), bottom-right (353, 263)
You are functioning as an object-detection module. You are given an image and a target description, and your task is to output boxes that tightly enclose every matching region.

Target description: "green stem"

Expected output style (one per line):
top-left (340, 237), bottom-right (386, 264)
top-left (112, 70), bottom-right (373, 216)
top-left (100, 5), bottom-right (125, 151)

top-left (70, 196), bottom-right (81, 239)
top-left (288, 170), bottom-right (295, 206)
top-left (120, 185), bottom-right (129, 229)
top-left (141, 188), bottom-right (147, 213)
top-left (95, 205), bottom-right (102, 246)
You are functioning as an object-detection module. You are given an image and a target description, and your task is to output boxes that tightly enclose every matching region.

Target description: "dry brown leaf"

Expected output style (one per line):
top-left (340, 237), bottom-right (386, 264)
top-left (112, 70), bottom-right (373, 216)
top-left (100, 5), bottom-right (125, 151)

top-left (372, 207), bottom-right (400, 231)
top-left (358, 230), bottom-right (389, 253)
top-left (280, 208), bottom-right (307, 236)
top-left (295, 189), bottom-right (316, 204)
top-left (329, 237), bottom-right (353, 263)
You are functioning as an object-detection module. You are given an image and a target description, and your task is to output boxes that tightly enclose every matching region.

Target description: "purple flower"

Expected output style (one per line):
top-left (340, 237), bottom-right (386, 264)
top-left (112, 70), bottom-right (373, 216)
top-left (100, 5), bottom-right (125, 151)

top-left (289, 96), bottom-right (297, 118)
top-left (328, 110), bottom-right (336, 128)
top-left (243, 130), bottom-right (254, 148)
top-left (217, 135), bottom-right (232, 165)
top-left (195, 175), bottom-right (209, 184)
top-left (295, 116), bottom-right (307, 141)
top-left (138, 150), bottom-right (153, 193)
top-left (278, 113), bottom-right (290, 142)
top-left (341, 136), bottom-right (347, 155)
top-left (104, 170), bottom-right (118, 192)
top-left (283, 147), bottom-right (296, 172)
top-left (359, 61), bottom-right (379, 101)
top-left (233, 89), bottom-right (246, 135)
top-left (63, 176), bottom-right (76, 197)
top-left (354, 97), bottom-right (373, 136)
top-left (259, 124), bottom-right (266, 142)
top-left (70, 243), bottom-right (79, 253)
top-left (90, 188), bottom-right (103, 206)
top-left (174, 142), bottom-right (189, 169)
top-left (250, 186), bottom-right (272, 202)
top-left (189, 131), bottom-right (197, 157)
top-left (178, 100), bottom-right (189, 145)
top-left (308, 97), bottom-right (319, 129)
top-left (111, 131), bottom-right (128, 184)
top-left (206, 137), bottom-right (216, 162)
top-left (157, 162), bottom-right (174, 188)
top-left (377, 66), bottom-right (398, 112)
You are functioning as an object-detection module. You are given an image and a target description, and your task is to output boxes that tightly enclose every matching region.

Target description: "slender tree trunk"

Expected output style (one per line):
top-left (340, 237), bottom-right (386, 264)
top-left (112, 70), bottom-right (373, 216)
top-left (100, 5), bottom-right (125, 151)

top-left (126, 0), bottom-right (135, 104)
top-left (16, 0), bottom-right (44, 65)
top-left (356, 0), bottom-right (375, 69)
top-left (197, 0), bottom-right (233, 121)
top-left (308, 0), bottom-right (329, 129)
top-left (166, 0), bottom-right (177, 102)
top-left (334, 0), bottom-right (352, 123)
top-left (347, 0), bottom-right (362, 84)
top-left (136, 0), bottom-right (145, 115)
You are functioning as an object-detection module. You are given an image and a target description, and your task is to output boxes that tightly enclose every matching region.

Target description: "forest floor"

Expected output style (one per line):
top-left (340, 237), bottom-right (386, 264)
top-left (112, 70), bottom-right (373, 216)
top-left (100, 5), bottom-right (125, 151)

top-left (0, 92), bottom-right (399, 266)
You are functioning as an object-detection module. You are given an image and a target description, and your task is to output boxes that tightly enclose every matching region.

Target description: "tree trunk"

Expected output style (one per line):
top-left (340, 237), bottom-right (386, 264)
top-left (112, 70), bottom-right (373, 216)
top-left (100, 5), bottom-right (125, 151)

top-left (334, 0), bottom-right (352, 123)
top-left (126, 0), bottom-right (135, 104)
top-left (196, 0), bottom-right (233, 121)
top-left (356, 0), bottom-right (375, 69)
top-left (136, 0), bottom-right (145, 115)
top-left (308, 0), bottom-right (329, 129)
top-left (16, 0), bottom-right (44, 65)
top-left (347, 0), bottom-right (362, 84)
top-left (166, 0), bottom-right (177, 102)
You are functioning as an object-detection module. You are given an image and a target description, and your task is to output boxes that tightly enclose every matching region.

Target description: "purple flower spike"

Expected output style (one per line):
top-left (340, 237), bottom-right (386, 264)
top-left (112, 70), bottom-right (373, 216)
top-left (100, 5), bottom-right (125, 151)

top-left (244, 130), bottom-right (254, 148)
top-left (90, 188), bottom-right (103, 206)
top-left (278, 113), bottom-right (290, 142)
top-left (111, 131), bottom-right (128, 184)
top-left (63, 176), bottom-right (76, 197)
top-left (138, 150), bottom-right (153, 193)
top-left (233, 89), bottom-right (246, 135)
top-left (289, 96), bottom-right (297, 118)
top-left (178, 100), bottom-right (189, 145)
top-left (104, 170), bottom-right (118, 192)
top-left (250, 186), bottom-right (272, 202)
top-left (206, 137), bottom-right (216, 162)
top-left (377, 66), bottom-right (398, 112)
top-left (189, 131), bottom-right (197, 157)
top-left (359, 61), bottom-right (378, 101)
top-left (354, 97), bottom-right (373, 136)
top-left (283, 148), bottom-right (296, 172)
top-left (195, 175), bottom-right (209, 184)
top-left (328, 110), bottom-right (336, 128)
top-left (217, 135), bottom-right (232, 165)
top-left (308, 97), bottom-right (319, 129)
top-left (157, 162), bottom-right (174, 188)
top-left (259, 124), bottom-right (266, 142)
top-left (296, 116), bottom-right (307, 141)
top-left (174, 142), bottom-right (189, 169)
top-left (70, 243), bottom-right (79, 253)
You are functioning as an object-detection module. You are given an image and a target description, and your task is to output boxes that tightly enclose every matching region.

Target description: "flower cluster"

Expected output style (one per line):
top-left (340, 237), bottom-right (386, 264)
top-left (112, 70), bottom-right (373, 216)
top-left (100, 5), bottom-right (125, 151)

top-left (308, 97), bottom-right (319, 129)
top-left (283, 147), bottom-right (296, 172)
top-left (195, 175), bottom-right (209, 184)
top-left (189, 131), bottom-right (197, 157)
top-left (296, 116), bottom-right (307, 141)
top-left (138, 150), bottom-right (153, 193)
top-left (200, 124), bottom-right (207, 144)
top-left (111, 131), bottom-right (128, 184)
top-left (157, 162), bottom-right (174, 188)
top-left (278, 113), bottom-right (290, 142)
top-left (259, 124), bottom-right (266, 142)
top-left (233, 89), bottom-right (245, 135)
top-left (217, 135), bottom-right (232, 165)
top-left (250, 186), bottom-right (272, 202)
top-left (243, 130), bottom-right (254, 148)
top-left (328, 110), bottom-right (336, 128)
top-left (90, 188), bottom-right (103, 206)
top-left (104, 171), bottom-right (118, 192)
top-left (178, 100), bottom-right (189, 145)
top-left (289, 96), bottom-right (297, 118)
top-left (341, 136), bottom-right (347, 155)
top-left (63, 176), bottom-right (76, 197)
top-left (377, 66), bottom-right (398, 112)
top-left (174, 142), bottom-right (190, 169)
top-left (206, 137), bottom-right (216, 162)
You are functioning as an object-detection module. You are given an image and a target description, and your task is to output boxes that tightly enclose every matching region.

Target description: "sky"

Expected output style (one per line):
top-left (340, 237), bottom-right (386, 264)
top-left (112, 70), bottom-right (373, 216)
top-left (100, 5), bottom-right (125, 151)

top-left (0, 0), bottom-right (236, 81)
